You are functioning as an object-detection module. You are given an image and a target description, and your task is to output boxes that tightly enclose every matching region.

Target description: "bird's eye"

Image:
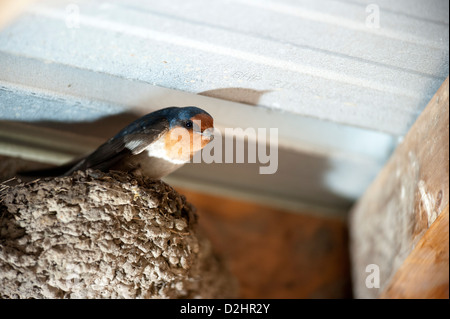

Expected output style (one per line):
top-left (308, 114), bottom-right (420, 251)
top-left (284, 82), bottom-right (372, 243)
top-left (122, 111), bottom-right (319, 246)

top-left (185, 120), bottom-right (193, 128)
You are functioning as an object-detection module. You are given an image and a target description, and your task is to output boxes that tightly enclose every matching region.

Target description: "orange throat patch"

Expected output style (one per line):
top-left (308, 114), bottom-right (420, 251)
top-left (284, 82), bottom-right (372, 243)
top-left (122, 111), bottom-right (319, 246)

top-left (164, 116), bottom-right (214, 162)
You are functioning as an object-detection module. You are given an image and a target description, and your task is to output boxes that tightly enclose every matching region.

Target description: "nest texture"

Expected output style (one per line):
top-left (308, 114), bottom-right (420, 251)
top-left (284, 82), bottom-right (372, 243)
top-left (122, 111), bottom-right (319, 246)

top-left (0, 170), bottom-right (236, 299)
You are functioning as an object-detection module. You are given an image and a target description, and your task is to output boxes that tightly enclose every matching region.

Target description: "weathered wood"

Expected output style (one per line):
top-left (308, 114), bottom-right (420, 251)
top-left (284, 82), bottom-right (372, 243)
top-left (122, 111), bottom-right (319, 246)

top-left (380, 205), bottom-right (449, 299)
top-left (350, 77), bottom-right (449, 298)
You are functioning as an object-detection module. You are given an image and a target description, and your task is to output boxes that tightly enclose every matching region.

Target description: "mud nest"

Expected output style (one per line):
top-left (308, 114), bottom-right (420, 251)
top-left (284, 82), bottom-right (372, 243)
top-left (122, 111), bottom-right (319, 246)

top-left (0, 170), bottom-right (237, 299)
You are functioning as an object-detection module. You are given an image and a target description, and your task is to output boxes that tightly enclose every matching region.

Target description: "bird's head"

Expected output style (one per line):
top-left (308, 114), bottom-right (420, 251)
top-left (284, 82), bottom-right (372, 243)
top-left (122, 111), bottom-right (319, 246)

top-left (164, 106), bottom-right (215, 161)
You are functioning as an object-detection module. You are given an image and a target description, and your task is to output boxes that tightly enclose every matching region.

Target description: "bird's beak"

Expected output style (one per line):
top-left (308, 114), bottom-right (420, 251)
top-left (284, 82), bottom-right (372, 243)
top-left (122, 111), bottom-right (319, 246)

top-left (201, 128), bottom-right (215, 141)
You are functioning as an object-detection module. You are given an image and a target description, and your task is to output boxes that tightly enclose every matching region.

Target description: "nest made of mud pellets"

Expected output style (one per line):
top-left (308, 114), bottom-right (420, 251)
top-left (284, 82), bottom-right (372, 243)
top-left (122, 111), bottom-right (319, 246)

top-left (0, 170), bottom-right (237, 299)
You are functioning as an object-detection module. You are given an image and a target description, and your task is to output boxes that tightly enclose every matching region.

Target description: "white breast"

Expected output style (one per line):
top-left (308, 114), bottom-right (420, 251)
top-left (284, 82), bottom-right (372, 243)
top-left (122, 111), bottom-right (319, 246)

top-left (124, 137), bottom-right (187, 179)
top-left (145, 137), bottom-right (186, 165)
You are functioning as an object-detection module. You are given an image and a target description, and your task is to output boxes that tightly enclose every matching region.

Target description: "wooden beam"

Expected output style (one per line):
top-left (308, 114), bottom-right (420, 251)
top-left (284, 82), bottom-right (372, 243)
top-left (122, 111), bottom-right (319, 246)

top-left (380, 205), bottom-right (449, 299)
top-left (350, 77), bottom-right (449, 298)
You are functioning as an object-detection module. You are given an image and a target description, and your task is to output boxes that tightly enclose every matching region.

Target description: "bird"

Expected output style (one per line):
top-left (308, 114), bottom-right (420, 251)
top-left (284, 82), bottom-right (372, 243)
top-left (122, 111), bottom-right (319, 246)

top-left (20, 106), bottom-right (214, 179)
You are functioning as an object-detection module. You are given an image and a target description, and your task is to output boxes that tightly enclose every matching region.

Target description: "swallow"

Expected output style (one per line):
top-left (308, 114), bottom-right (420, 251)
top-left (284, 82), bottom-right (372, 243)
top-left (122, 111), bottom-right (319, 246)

top-left (20, 106), bottom-right (214, 179)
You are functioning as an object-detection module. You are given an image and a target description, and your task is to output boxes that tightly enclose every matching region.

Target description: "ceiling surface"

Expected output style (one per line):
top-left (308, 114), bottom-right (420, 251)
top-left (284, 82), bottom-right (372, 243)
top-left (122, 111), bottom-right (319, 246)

top-left (0, 0), bottom-right (448, 216)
